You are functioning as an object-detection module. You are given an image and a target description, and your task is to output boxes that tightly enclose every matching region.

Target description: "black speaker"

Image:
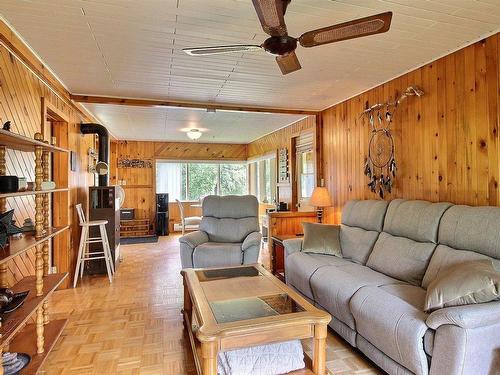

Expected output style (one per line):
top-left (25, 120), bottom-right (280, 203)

top-left (156, 193), bottom-right (168, 213)
top-left (156, 193), bottom-right (169, 236)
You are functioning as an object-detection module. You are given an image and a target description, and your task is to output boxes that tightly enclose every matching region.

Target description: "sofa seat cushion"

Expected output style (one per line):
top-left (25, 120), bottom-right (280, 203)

top-left (193, 242), bottom-right (242, 268)
top-left (310, 264), bottom-right (402, 330)
top-left (285, 252), bottom-right (352, 300)
top-left (350, 285), bottom-right (430, 375)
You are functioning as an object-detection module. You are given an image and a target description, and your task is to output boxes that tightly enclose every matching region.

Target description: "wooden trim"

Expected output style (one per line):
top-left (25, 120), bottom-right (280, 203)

top-left (70, 94), bottom-right (319, 116)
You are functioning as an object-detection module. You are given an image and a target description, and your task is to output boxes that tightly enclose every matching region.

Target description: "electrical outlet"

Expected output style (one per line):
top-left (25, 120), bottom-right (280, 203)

top-left (51, 266), bottom-right (57, 274)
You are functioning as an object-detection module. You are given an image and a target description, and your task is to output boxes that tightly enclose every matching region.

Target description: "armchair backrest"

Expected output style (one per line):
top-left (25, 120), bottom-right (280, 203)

top-left (200, 195), bottom-right (259, 243)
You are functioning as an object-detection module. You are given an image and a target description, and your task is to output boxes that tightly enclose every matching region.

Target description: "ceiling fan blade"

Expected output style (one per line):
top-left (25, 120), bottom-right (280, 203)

top-left (252, 0), bottom-right (288, 37)
top-left (299, 11), bottom-right (392, 48)
top-left (183, 45), bottom-right (262, 56)
top-left (276, 52), bottom-right (301, 75)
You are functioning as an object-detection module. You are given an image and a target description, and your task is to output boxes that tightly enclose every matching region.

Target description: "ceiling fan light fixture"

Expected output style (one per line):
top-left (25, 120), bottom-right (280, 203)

top-left (187, 129), bottom-right (202, 140)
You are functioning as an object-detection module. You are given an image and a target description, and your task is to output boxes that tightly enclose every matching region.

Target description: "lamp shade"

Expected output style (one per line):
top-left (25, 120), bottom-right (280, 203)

top-left (309, 187), bottom-right (331, 207)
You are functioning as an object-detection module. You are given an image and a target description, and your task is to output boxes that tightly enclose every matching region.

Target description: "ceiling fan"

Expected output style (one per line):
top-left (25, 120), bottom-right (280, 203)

top-left (182, 0), bottom-right (392, 75)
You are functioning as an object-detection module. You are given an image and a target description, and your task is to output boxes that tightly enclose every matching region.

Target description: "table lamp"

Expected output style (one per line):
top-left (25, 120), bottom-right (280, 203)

top-left (309, 187), bottom-right (331, 223)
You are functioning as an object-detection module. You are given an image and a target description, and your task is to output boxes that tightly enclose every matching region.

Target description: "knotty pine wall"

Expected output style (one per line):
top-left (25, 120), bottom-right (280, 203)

top-left (111, 140), bottom-right (248, 232)
top-left (247, 116), bottom-right (315, 158)
top-left (322, 34), bottom-right (500, 223)
top-left (0, 41), bottom-right (95, 288)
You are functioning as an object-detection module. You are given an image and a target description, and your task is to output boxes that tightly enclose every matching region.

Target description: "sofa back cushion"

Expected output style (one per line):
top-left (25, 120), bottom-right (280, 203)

top-left (437, 205), bottom-right (500, 259)
top-left (342, 200), bottom-right (389, 232)
top-left (383, 199), bottom-right (452, 243)
top-left (339, 200), bottom-right (389, 264)
top-left (200, 195), bottom-right (259, 243)
top-left (366, 200), bottom-right (451, 285)
top-left (422, 205), bottom-right (500, 288)
top-left (367, 232), bottom-right (437, 285)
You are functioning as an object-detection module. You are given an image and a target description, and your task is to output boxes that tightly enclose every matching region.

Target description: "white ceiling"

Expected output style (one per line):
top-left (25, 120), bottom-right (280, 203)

top-left (82, 103), bottom-right (306, 143)
top-left (1, 0), bottom-right (500, 142)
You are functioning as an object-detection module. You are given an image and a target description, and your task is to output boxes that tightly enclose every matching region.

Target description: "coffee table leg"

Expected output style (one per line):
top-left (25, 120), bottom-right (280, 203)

top-left (312, 323), bottom-right (327, 375)
top-left (201, 341), bottom-right (218, 375)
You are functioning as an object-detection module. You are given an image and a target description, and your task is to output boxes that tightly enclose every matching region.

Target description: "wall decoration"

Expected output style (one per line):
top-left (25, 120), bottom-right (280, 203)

top-left (361, 86), bottom-right (424, 198)
top-left (118, 158), bottom-right (153, 168)
top-left (278, 148), bottom-right (289, 183)
top-left (0, 210), bottom-right (23, 248)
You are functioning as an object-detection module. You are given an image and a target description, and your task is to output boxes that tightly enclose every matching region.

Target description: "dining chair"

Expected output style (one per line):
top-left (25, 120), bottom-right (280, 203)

top-left (176, 199), bottom-right (202, 235)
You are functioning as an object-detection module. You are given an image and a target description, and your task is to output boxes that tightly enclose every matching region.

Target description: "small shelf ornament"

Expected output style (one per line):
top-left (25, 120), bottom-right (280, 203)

top-left (361, 86), bottom-right (424, 198)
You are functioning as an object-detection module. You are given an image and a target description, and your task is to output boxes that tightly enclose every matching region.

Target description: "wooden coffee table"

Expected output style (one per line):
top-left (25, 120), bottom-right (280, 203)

top-left (181, 264), bottom-right (331, 375)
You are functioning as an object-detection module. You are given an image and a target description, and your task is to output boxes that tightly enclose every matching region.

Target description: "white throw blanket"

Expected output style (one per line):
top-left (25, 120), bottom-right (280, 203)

top-left (217, 339), bottom-right (305, 375)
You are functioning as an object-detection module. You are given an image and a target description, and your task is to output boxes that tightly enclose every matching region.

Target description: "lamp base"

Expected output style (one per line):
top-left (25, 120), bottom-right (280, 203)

top-left (316, 208), bottom-right (324, 223)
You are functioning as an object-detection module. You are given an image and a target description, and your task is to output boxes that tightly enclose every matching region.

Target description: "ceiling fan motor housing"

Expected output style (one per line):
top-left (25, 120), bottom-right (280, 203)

top-left (262, 36), bottom-right (297, 56)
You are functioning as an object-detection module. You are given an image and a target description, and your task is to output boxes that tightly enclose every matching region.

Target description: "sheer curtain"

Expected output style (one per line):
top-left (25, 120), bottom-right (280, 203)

top-left (156, 162), bottom-right (182, 201)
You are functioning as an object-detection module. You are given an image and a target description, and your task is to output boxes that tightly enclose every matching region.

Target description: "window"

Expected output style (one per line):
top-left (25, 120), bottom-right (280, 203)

top-left (248, 154), bottom-right (276, 204)
top-left (156, 161), bottom-right (248, 201)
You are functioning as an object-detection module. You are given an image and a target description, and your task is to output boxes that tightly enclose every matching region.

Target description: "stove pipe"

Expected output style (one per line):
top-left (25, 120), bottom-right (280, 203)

top-left (80, 123), bottom-right (109, 187)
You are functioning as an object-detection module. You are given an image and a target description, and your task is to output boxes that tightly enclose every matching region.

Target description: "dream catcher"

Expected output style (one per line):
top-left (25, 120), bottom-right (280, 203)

top-left (362, 86), bottom-right (424, 198)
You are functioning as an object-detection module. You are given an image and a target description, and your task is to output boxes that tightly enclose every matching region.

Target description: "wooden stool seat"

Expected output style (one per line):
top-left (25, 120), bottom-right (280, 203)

top-left (74, 204), bottom-right (114, 287)
top-left (80, 219), bottom-right (108, 226)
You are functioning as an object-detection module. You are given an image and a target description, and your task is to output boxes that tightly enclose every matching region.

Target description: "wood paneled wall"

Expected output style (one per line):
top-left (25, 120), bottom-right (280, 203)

top-left (247, 116), bottom-right (315, 158)
top-left (322, 34), bottom-right (500, 223)
top-left (0, 31), bottom-right (95, 288)
top-left (114, 140), bottom-right (247, 231)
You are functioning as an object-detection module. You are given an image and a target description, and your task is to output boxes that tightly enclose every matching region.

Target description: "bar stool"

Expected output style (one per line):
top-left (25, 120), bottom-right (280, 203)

top-left (74, 204), bottom-right (115, 288)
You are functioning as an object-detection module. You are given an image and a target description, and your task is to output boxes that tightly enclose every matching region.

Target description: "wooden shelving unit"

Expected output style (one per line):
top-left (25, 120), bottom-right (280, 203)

top-left (0, 188), bottom-right (69, 199)
top-left (0, 129), bottom-right (70, 374)
top-left (120, 219), bottom-right (151, 238)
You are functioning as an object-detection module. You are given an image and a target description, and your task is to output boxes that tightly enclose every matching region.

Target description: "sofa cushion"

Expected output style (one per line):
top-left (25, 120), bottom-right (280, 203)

top-left (424, 259), bottom-right (500, 312)
top-left (341, 200), bottom-right (389, 231)
top-left (383, 199), bottom-right (452, 243)
top-left (350, 285), bottom-right (429, 375)
top-left (422, 245), bottom-right (500, 289)
top-left (285, 252), bottom-right (351, 300)
top-left (310, 264), bottom-right (401, 330)
top-left (366, 232), bottom-right (437, 286)
top-left (302, 223), bottom-right (342, 257)
top-left (192, 242), bottom-right (242, 268)
top-left (340, 225), bottom-right (380, 265)
top-left (438, 205), bottom-right (500, 260)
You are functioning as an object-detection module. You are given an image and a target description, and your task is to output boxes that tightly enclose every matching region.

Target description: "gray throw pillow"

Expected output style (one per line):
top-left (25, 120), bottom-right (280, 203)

top-left (302, 222), bottom-right (342, 257)
top-left (425, 260), bottom-right (500, 312)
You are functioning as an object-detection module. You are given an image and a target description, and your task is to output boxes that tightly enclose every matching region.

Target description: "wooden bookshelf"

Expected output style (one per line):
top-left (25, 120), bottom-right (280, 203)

top-left (0, 273), bottom-right (67, 346)
top-left (0, 129), bottom-right (68, 153)
top-left (0, 227), bottom-right (69, 265)
top-left (9, 319), bottom-right (68, 374)
top-left (0, 188), bottom-right (69, 199)
top-left (0, 126), bottom-right (71, 373)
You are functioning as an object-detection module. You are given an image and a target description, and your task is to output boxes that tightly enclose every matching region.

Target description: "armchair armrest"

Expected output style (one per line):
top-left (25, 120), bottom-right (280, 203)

top-left (283, 238), bottom-right (303, 257)
top-left (179, 230), bottom-right (209, 249)
top-left (242, 231), bottom-right (262, 251)
top-left (426, 301), bottom-right (500, 330)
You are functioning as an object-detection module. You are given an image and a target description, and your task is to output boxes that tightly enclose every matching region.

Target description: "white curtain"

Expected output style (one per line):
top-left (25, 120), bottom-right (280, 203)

top-left (156, 162), bottom-right (182, 201)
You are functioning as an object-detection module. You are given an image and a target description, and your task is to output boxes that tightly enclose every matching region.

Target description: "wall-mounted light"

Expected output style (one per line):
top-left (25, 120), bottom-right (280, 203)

top-left (187, 129), bottom-right (202, 140)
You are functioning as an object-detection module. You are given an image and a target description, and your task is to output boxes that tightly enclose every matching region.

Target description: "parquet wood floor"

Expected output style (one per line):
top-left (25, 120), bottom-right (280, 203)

top-left (41, 235), bottom-right (381, 375)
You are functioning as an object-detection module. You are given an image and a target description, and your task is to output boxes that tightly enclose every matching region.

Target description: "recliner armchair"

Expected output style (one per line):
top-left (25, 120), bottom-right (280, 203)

top-left (179, 195), bottom-right (262, 269)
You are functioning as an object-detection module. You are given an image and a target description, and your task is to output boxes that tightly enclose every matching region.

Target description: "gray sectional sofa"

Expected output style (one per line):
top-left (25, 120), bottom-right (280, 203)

top-left (284, 199), bottom-right (500, 375)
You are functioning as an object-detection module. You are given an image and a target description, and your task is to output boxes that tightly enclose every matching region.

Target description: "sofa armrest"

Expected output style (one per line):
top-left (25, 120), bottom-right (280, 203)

top-left (283, 238), bottom-right (303, 257)
top-left (242, 231), bottom-right (262, 251)
top-left (426, 301), bottom-right (500, 330)
top-left (179, 231), bottom-right (209, 249)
